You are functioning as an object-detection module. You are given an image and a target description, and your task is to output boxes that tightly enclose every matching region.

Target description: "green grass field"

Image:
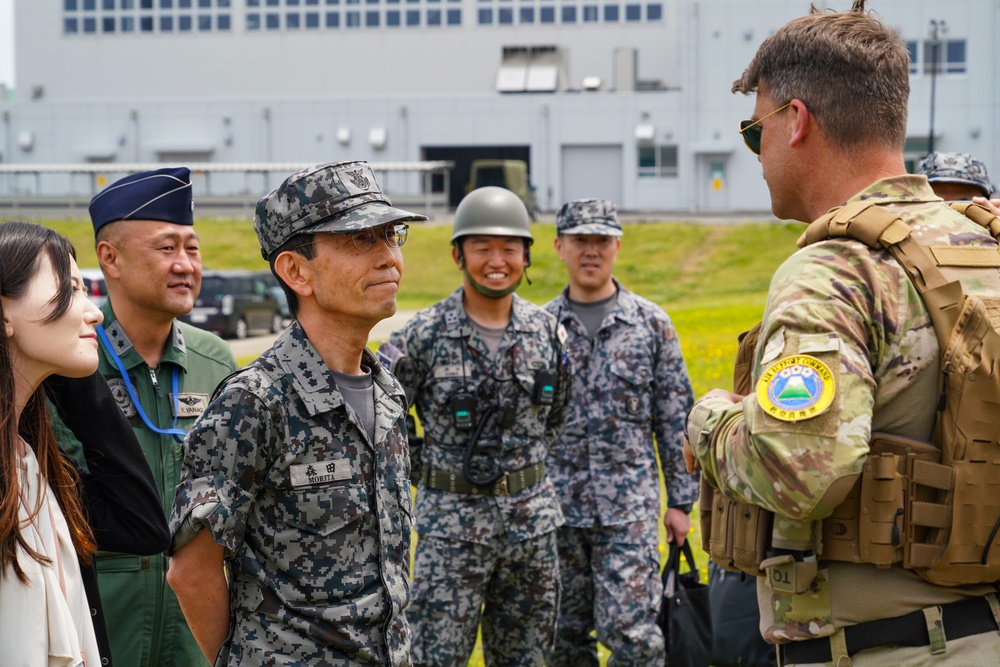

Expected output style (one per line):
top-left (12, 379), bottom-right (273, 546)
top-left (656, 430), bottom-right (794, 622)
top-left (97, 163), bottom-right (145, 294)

top-left (35, 215), bottom-right (803, 665)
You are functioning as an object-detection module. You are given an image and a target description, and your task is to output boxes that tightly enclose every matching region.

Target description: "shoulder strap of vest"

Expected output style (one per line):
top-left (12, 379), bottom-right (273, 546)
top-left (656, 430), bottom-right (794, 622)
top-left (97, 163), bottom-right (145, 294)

top-left (796, 200), bottom-right (962, 352)
top-left (949, 201), bottom-right (1000, 241)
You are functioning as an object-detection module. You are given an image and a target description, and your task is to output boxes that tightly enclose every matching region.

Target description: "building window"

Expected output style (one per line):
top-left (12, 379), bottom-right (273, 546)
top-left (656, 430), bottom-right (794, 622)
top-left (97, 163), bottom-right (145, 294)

top-left (103, 16), bottom-right (116, 32)
top-left (325, 11), bottom-right (340, 26)
top-left (305, 11), bottom-right (320, 26)
top-left (922, 38), bottom-right (966, 75)
top-left (159, 15), bottom-right (173, 30)
top-left (265, 12), bottom-right (279, 27)
top-left (638, 145), bottom-right (678, 178)
top-left (387, 9), bottom-right (400, 25)
top-left (287, 12), bottom-right (301, 27)
top-left (582, 4), bottom-right (597, 21)
top-left (519, 6), bottom-right (533, 23)
top-left (346, 10), bottom-right (360, 26)
top-left (247, 12), bottom-right (261, 28)
top-left (603, 4), bottom-right (617, 20)
top-left (219, 0), bottom-right (231, 5)
top-left (646, 2), bottom-right (660, 20)
top-left (306, 0), bottom-right (319, 4)
top-left (218, 14), bottom-right (231, 29)
top-left (161, 0), bottom-right (173, 6)
top-left (625, 3), bottom-right (640, 20)
top-left (120, 15), bottom-right (135, 30)
top-left (446, 8), bottom-right (460, 24)
top-left (906, 40), bottom-right (918, 75)
top-left (365, 10), bottom-right (379, 26)
top-left (406, 8), bottom-right (420, 24)
top-left (65, 0), bottom-right (78, 10)
top-left (179, 0), bottom-right (191, 6)
top-left (121, 0), bottom-right (134, 8)
top-left (102, 0), bottom-right (115, 9)
top-left (561, 5), bottom-right (575, 22)
top-left (287, 0), bottom-right (300, 4)
top-left (83, 0), bottom-right (96, 9)
top-left (478, 7), bottom-right (491, 24)
top-left (498, 7), bottom-right (512, 23)
top-left (539, 6), bottom-right (554, 22)
top-left (198, 14), bottom-right (212, 29)
top-left (140, 0), bottom-right (153, 8)
top-left (266, 0), bottom-right (279, 5)
top-left (84, 17), bottom-right (97, 31)
top-left (140, 16), bottom-right (154, 31)
top-left (197, 0), bottom-right (210, 6)
top-left (65, 17), bottom-right (79, 33)
top-left (179, 14), bottom-right (193, 28)
top-left (427, 8), bottom-right (441, 24)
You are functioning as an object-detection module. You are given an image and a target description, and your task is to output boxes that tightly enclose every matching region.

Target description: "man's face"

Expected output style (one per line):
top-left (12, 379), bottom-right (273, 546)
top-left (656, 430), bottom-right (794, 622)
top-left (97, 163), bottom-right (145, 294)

top-left (554, 233), bottom-right (619, 294)
top-left (930, 181), bottom-right (987, 202)
top-left (455, 235), bottom-right (528, 291)
top-left (751, 92), bottom-right (800, 221)
top-left (305, 223), bottom-right (404, 326)
top-left (103, 220), bottom-right (201, 320)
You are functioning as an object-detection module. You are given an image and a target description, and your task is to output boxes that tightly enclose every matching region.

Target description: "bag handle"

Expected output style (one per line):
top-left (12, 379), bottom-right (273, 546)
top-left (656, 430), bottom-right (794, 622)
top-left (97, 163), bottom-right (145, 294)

top-left (664, 540), bottom-right (700, 596)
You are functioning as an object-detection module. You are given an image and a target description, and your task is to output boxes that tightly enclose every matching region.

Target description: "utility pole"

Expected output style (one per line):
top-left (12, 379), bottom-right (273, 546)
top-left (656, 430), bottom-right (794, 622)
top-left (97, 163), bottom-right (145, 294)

top-left (927, 19), bottom-right (946, 156)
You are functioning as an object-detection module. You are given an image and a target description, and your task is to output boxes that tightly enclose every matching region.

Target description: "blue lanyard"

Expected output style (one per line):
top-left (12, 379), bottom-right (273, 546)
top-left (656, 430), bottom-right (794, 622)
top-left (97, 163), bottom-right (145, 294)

top-left (97, 324), bottom-right (187, 443)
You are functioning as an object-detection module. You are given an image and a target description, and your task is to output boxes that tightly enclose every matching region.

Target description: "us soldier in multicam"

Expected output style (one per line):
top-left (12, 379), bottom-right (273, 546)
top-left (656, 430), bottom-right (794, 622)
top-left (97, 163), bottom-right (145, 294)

top-left (543, 198), bottom-right (696, 667)
top-left (166, 161), bottom-right (426, 666)
top-left (686, 3), bottom-right (1000, 666)
top-left (383, 186), bottom-right (569, 667)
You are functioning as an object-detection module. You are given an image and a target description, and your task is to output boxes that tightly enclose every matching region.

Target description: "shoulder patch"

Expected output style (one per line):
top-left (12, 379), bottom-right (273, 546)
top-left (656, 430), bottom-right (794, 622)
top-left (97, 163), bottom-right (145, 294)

top-left (755, 354), bottom-right (836, 422)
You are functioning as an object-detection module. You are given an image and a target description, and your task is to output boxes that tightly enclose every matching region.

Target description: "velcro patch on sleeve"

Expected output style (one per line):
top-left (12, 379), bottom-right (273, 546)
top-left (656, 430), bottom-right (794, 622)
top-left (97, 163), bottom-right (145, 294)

top-left (755, 354), bottom-right (836, 423)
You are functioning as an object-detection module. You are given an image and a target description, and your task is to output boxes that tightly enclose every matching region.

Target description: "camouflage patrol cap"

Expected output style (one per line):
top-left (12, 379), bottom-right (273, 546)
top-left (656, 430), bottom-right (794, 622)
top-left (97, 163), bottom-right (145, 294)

top-left (556, 198), bottom-right (623, 237)
top-left (254, 160), bottom-right (427, 259)
top-left (917, 152), bottom-right (994, 198)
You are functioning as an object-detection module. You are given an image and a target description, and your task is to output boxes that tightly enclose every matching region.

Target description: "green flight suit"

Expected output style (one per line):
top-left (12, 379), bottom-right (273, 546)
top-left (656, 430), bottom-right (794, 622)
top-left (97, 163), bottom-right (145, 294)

top-left (59, 301), bottom-right (237, 667)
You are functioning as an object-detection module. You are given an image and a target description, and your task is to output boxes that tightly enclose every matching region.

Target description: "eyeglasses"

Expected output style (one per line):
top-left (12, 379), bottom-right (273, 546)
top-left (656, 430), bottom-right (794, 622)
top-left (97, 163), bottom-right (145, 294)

top-left (739, 102), bottom-right (792, 155)
top-left (343, 223), bottom-right (409, 253)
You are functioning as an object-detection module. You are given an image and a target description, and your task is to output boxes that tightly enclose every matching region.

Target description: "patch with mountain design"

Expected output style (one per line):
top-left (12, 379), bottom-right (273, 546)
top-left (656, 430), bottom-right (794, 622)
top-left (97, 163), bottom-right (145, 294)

top-left (755, 354), bottom-right (835, 422)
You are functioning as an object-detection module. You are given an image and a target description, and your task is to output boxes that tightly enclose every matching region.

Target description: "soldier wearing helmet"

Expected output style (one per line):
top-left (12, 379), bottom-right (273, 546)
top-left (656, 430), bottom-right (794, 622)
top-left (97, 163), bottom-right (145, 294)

top-left (381, 186), bottom-right (570, 666)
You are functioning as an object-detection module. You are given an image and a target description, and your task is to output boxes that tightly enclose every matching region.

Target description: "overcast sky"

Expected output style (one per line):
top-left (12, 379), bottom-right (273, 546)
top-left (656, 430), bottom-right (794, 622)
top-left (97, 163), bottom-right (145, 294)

top-left (0, 0), bottom-right (13, 88)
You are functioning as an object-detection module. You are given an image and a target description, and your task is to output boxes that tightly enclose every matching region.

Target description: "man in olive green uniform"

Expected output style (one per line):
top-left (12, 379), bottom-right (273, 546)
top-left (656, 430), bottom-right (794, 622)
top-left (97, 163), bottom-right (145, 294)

top-left (59, 167), bottom-right (237, 667)
top-left (686, 4), bottom-right (1000, 666)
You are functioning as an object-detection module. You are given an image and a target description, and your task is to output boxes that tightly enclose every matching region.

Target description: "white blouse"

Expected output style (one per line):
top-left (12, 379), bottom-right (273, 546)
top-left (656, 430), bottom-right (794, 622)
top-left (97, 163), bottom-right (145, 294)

top-left (0, 441), bottom-right (101, 666)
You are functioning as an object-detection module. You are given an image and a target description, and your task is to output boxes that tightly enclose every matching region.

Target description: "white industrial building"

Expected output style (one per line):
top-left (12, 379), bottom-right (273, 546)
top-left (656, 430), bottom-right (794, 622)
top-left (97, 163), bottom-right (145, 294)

top-left (0, 0), bottom-right (996, 214)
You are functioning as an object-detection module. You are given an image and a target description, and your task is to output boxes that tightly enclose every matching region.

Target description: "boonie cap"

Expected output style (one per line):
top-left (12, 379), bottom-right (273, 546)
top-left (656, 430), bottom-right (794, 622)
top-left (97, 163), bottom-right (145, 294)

top-left (556, 198), bottom-right (623, 237)
top-left (917, 152), bottom-right (994, 198)
top-left (89, 167), bottom-right (194, 236)
top-left (255, 160), bottom-right (427, 259)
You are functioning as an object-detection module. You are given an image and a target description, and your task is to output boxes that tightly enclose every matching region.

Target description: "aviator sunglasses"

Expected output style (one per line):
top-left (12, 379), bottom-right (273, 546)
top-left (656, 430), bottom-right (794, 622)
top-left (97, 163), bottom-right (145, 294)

top-left (739, 102), bottom-right (792, 155)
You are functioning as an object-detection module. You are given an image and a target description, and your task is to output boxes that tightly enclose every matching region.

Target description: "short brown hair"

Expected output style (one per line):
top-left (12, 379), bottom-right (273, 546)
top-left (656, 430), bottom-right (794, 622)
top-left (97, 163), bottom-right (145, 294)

top-left (732, 1), bottom-right (909, 151)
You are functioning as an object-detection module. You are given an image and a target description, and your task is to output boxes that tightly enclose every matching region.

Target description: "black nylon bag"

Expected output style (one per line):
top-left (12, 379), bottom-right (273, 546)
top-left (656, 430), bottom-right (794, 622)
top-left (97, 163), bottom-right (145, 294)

top-left (658, 541), bottom-right (712, 667)
top-left (708, 562), bottom-right (776, 667)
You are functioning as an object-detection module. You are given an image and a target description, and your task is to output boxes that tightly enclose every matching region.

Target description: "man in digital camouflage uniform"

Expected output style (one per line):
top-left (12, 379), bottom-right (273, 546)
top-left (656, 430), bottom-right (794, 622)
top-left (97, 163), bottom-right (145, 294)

top-left (542, 198), bottom-right (696, 667)
top-left (685, 3), bottom-right (1000, 666)
top-left (383, 186), bottom-right (569, 667)
top-left (166, 161), bottom-right (424, 666)
top-left (916, 151), bottom-right (996, 202)
top-left (58, 167), bottom-right (238, 667)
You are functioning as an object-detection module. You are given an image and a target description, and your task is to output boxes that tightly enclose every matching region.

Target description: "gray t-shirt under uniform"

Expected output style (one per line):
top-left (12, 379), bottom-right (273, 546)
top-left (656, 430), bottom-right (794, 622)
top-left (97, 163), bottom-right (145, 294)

top-left (331, 367), bottom-right (376, 443)
top-left (566, 290), bottom-right (618, 339)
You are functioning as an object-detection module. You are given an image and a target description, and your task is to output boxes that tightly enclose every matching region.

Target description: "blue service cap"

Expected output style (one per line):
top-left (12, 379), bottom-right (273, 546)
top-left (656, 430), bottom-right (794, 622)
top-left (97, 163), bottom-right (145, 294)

top-left (89, 167), bottom-right (195, 236)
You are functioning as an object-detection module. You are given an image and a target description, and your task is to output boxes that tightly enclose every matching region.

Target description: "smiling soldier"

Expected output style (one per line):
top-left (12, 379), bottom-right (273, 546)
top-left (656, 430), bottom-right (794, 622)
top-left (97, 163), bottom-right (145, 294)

top-left (381, 186), bottom-right (570, 667)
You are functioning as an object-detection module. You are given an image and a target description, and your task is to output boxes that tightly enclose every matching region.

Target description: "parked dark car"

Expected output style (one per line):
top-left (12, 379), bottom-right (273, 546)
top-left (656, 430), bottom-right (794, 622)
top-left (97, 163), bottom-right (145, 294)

top-left (80, 268), bottom-right (108, 309)
top-left (181, 270), bottom-right (285, 339)
top-left (255, 271), bottom-right (291, 321)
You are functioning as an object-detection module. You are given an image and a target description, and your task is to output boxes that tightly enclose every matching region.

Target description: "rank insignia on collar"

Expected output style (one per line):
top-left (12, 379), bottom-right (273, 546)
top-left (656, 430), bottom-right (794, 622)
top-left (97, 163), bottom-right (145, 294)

top-left (756, 354), bottom-right (835, 422)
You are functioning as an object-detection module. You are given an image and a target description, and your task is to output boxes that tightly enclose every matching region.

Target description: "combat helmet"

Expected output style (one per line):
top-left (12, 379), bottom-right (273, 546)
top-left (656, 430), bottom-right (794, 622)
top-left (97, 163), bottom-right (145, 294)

top-left (452, 186), bottom-right (533, 244)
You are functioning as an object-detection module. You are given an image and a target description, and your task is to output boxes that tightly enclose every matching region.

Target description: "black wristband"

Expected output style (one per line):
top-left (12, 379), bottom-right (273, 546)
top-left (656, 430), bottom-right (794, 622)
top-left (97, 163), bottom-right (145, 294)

top-left (669, 503), bottom-right (693, 514)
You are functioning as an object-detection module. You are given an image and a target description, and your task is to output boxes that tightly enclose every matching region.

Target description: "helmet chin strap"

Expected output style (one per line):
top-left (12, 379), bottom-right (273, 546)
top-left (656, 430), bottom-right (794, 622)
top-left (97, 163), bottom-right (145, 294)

top-left (464, 267), bottom-right (522, 299)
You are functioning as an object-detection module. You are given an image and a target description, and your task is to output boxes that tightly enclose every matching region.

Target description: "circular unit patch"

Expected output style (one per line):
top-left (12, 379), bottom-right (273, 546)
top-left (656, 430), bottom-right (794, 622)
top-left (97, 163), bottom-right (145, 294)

top-left (755, 354), bottom-right (835, 422)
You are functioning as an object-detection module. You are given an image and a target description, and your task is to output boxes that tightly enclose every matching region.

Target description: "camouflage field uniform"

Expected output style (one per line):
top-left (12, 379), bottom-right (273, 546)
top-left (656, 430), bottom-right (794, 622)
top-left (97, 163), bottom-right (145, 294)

top-left (543, 279), bottom-right (696, 667)
top-left (389, 288), bottom-right (569, 667)
top-left (169, 321), bottom-right (412, 667)
top-left (688, 176), bottom-right (1000, 664)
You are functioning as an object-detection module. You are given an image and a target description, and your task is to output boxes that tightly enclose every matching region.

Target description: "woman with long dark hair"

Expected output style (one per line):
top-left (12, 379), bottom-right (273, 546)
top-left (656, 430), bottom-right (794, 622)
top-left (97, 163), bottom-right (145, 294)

top-left (0, 221), bottom-right (169, 666)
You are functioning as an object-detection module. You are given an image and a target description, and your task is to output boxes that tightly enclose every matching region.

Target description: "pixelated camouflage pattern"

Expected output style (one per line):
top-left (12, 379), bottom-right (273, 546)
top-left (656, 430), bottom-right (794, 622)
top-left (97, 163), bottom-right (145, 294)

top-left (917, 151), bottom-right (994, 197)
top-left (689, 176), bottom-right (1000, 643)
top-left (389, 288), bottom-right (568, 664)
top-left (169, 321), bottom-right (412, 666)
top-left (408, 532), bottom-right (560, 666)
top-left (254, 160), bottom-right (426, 258)
top-left (389, 288), bottom-right (568, 545)
top-left (549, 522), bottom-right (663, 667)
top-left (544, 281), bottom-right (697, 527)
top-left (555, 198), bottom-right (624, 237)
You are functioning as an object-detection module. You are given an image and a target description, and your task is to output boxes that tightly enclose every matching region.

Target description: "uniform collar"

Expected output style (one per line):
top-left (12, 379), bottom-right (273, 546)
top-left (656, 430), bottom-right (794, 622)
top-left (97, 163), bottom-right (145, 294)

top-left (274, 320), bottom-right (405, 418)
top-left (844, 174), bottom-right (942, 208)
top-left (441, 287), bottom-right (540, 338)
top-left (554, 278), bottom-right (639, 329)
top-left (99, 300), bottom-right (189, 371)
